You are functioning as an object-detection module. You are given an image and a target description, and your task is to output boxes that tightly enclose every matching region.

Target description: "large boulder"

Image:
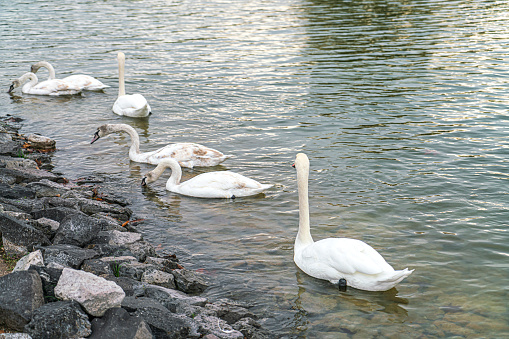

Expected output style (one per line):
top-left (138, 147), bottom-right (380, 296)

top-left (172, 268), bottom-right (208, 294)
top-left (0, 183), bottom-right (35, 199)
top-left (54, 268), bottom-right (125, 317)
top-left (88, 307), bottom-right (152, 339)
top-left (24, 300), bottom-right (91, 339)
top-left (0, 270), bottom-right (44, 331)
top-left (0, 213), bottom-right (51, 256)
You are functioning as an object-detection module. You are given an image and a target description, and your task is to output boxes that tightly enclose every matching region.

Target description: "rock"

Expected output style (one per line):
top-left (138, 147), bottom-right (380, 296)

top-left (205, 299), bottom-right (256, 325)
top-left (38, 244), bottom-right (98, 269)
top-left (13, 250), bottom-right (44, 272)
top-left (193, 314), bottom-right (243, 339)
top-left (55, 268), bottom-right (125, 317)
top-left (24, 300), bottom-right (91, 339)
top-left (0, 141), bottom-right (23, 157)
top-left (0, 333), bottom-right (33, 338)
top-left (30, 207), bottom-right (83, 222)
top-left (52, 213), bottom-right (105, 247)
top-left (126, 241), bottom-right (156, 262)
top-left (28, 265), bottom-right (62, 301)
top-left (232, 317), bottom-right (271, 339)
top-left (0, 183), bottom-right (36, 199)
top-left (104, 276), bottom-right (149, 297)
top-left (81, 255), bottom-right (137, 277)
top-left (145, 255), bottom-right (182, 271)
top-left (89, 307), bottom-right (152, 339)
top-left (0, 167), bottom-right (62, 184)
top-left (94, 230), bottom-right (142, 246)
top-left (143, 285), bottom-right (208, 313)
top-left (26, 134), bottom-right (56, 150)
top-left (85, 243), bottom-right (137, 259)
top-left (0, 197), bottom-right (43, 213)
top-left (0, 270), bottom-right (44, 331)
top-left (26, 179), bottom-right (69, 198)
top-left (0, 213), bottom-right (51, 256)
top-left (116, 261), bottom-right (159, 281)
top-left (141, 269), bottom-right (176, 289)
top-left (32, 217), bottom-right (60, 238)
top-left (172, 268), bottom-right (208, 294)
top-left (0, 158), bottom-right (38, 170)
top-left (122, 296), bottom-right (200, 338)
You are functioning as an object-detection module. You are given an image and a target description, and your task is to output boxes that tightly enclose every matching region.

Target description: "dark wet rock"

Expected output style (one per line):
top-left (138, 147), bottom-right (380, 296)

top-left (0, 197), bottom-right (44, 214)
top-left (172, 268), bottom-right (208, 294)
top-left (28, 265), bottom-right (62, 302)
top-left (0, 270), bottom-right (44, 331)
top-left (0, 213), bottom-right (51, 256)
top-left (125, 240), bottom-right (156, 262)
top-left (25, 179), bottom-right (69, 198)
top-left (0, 183), bottom-right (36, 199)
top-left (0, 141), bottom-right (23, 157)
top-left (30, 207), bottom-right (84, 223)
top-left (205, 299), bottom-right (257, 325)
top-left (232, 317), bottom-right (271, 339)
top-left (122, 296), bottom-right (200, 338)
top-left (89, 307), bottom-right (152, 339)
top-left (0, 157), bottom-right (38, 170)
top-left (0, 167), bottom-right (62, 184)
top-left (116, 261), bottom-right (159, 281)
top-left (38, 244), bottom-right (98, 269)
top-left (104, 276), bottom-right (149, 297)
top-left (85, 243), bottom-right (137, 259)
top-left (143, 285), bottom-right (207, 315)
top-left (24, 300), bottom-right (91, 339)
top-left (52, 213), bottom-right (105, 247)
top-left (141, 268), bottom-right (176, 289)
top-left (31, 217), bottom-right (60, 239)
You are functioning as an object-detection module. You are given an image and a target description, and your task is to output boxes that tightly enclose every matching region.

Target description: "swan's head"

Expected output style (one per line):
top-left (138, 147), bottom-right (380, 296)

top-left (8, 73), bottom-right (36, 93)
top-left (91, 124), bottom-right (112, 144)
top-left (141, 170), bottom-right (157, 187)
top-left (7, 80), bottom-right (19, 93)
top-left (30, 63), bottom-right (43, 74)
top-left (293, 153), bottom-right (309, 169)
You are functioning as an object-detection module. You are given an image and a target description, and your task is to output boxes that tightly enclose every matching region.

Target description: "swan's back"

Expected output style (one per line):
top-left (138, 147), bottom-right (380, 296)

top-left (295, 237), bottom-right (413, 291)
top-left (63, 75), bottom-right (108, 91)
top-left (113, 94), bottom-right (151, 117)
top-left (141, 142), bottom-right (231, 168)
top-left (28, 79), bottom-right (81, 96)
top-left (173, 171), bottom-right (272, 198)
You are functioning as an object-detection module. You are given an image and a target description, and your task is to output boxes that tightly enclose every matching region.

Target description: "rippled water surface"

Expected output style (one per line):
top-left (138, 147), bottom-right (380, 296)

top-left (2, 0), bottom-right (509, 337)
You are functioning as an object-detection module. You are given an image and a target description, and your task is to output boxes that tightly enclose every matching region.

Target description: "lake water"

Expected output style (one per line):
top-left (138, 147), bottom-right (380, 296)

top-left (1, 0), bottom-right (508, 337)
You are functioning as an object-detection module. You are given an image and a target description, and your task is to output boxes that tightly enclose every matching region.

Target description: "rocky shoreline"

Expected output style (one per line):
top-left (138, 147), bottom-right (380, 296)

top-left (0, 115), bottom-right (271, 339)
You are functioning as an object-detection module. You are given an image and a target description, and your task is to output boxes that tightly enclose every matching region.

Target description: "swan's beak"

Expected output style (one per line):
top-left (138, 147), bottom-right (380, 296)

top-left (292, 163), bottom-right (295, 168)
top-left (7, 84), bottom-right (14, 93)
top-left (141, 177), bottom-right (147, 186)
top-left (91, 131), bottom-right (100, 144)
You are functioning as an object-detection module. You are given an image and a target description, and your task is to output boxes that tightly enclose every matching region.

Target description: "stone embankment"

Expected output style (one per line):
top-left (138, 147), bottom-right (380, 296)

top-left (0, 115), bottom-right (270, 339)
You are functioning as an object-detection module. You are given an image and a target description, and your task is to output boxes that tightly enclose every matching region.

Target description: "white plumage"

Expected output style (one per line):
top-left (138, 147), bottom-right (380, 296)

top-left (141, 158), bottom-right (272, 198)
top-left (8, 72), bottom-right (82, 96)
top-left (30, 61), bottom-right (109, 91)
top-left (91, 123), bottom-right (232, 168)
top-left (293, 153), bottom-right (413, 291)
top-left (112, 52), bottom-right (151, 117)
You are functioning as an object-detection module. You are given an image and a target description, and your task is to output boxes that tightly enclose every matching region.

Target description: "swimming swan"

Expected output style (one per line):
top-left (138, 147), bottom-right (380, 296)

top-left (8, 72), bottom-right (82, 96)
top-left (141, 158), bottom-right (272, 199)
top-left (293, 153), bottom-right (413, 291)
top-left (30, 61), bottom-right (109, 91)
top-left (91, 123), bottom-right (232, 168)
top-left (112, 52), bottom-right (151, 117)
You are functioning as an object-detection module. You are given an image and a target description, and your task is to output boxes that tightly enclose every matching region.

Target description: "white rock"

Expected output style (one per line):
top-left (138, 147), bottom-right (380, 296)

top-left (108, 230), bottom-right (142, 246)
top-left (13, 250), bottom-right (44, 272)
top-left (141, 269), bottom-right (175, 288)
top-left (55, 268), bottom-right (125, 317)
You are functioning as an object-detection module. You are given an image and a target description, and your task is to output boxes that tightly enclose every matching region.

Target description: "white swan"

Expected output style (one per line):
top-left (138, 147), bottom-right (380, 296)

top-left (141, 158), bottom-right (272, 199)
top-left (112, 52), bottom-right (151, 117)
top-left (30, 61), bottom-right (109, 91)
top-left (293, 153), bottom-right (413, 291)
top-left (91, 123), bottom-right (232, 168)
top-left (8, 72), bottom-right (82, 96)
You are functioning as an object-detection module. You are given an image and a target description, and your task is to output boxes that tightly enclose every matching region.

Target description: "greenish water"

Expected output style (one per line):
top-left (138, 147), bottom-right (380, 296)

top-left (1, 0), bottom-right (508, 337)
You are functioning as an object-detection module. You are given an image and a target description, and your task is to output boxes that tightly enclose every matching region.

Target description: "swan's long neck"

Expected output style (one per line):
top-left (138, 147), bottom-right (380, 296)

top-left (296, 156), bottom-right (314, 248)
top-left (112, 124), bottom-right (141, 157)
top-left (21, 73), bottom-right (39, 91)
top-left (33, 61), bottom-right (56, 81)
top-left (154, 159), bottom-right (182, 189)
top-left (117, 52), bottom-right (126, 97)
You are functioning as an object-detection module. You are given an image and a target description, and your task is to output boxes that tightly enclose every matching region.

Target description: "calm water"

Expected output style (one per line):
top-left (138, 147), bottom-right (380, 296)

top-left (1, 0), bottom-right (508, 337)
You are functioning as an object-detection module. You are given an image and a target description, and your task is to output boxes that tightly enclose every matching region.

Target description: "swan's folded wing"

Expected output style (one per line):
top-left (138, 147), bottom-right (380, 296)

top-left (309, 238), bottom-right (388, 275)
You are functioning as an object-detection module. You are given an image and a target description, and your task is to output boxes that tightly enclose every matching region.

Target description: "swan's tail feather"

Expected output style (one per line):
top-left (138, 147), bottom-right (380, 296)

top-left (380, 268), bottom-right (414, 287)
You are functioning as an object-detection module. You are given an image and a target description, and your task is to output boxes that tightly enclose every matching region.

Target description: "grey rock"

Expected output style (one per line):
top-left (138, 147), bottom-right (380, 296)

top-left (38, 244), bottom-right (98, 269)
top-left (0, 333), bottom-right (33, 338)
top-left (32, 217), bottom-right (60, 238)
top-left (0, 270), bottom-right (44, 331)
top-left (55, 268), bottom-right (126, 317)
top-left (25, 179), bottom-right (69, 198)
top-left (0, 183), bottom-right (36, 199)
top-left (143, 285), bottom-right (207, 313)
top-left (30, 207), bottom-right (83, 223)
top-left (13, 250), bottom-right (44, 272)
top-left (0, 197), bottom-right (43, 213)
top-left (0, 141), bottom-right (23, 157)
top-left (24, 300), bottom-right (91, 339)
top-left (193, 314), bottom-right (243, 339)
top-left (172, 269), bottom-right (208, 294)
top-left (205, 299), bottom-right (256, 325)
top-left (81, 255), bottom-right (137, 277)
top-left (232, 317), bottom-right (271, 339)
top-left (126, 240), bottom-right (156, 262)
top-left (28, 265), bottom-right (62, 301)
top-left (85, 243), bottom-right (137, 258)
top-left (122, 296), bottom-right (200, 338)
top-left (0, 213), bottom-right (51, 256)
top-left (52, 213), bottom-right (104, 247)
top-left (0, 158), bottom-right (38, 170)
top-left (141, 269), bottom-right (176, 289)
top-left (26, 134), bottom-right (55, 150)
top-left (93, 230), bottom-right (142, 246)
top-left (104, 276), bottom-right (150, 297)
top-left (145, 255), bottom-right (182, 272)
top-left (89, 307), bottom-right (152, 339)
top-left (117, 261), bottom-right (159, 281)
top-left (0, 167), bottom-right (61, 184)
